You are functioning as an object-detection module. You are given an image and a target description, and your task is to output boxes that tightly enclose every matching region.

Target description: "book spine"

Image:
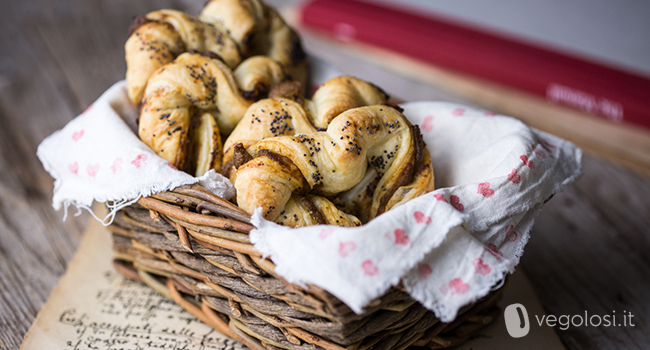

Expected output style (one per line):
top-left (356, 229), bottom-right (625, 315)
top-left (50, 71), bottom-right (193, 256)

top-left (300, 0), bottom-right (650, 129)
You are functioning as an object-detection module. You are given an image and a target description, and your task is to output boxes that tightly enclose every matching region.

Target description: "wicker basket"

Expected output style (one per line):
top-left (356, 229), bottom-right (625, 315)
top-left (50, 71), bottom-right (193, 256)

top-left (108, 184), bottom-right (502, 350)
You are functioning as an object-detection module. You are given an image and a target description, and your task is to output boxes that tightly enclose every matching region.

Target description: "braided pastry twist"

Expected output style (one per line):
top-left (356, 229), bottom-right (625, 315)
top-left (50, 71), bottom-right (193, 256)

top-left (222, 98), bottom-right (315, 176)
top-left (126, 1), bottom-right (307, 106)
top-left (222, 76), bottom-right (388, 172)
top-left (234, 105), bottom-right (428, 221)
top-left (219, 97), bottom-right (358, 228)
top-left (138, 52), bottom-right (251, 171)
top-left (200, 0), bottom-right (308, 87)
top-left (125, 10), bottom-right (242, 106)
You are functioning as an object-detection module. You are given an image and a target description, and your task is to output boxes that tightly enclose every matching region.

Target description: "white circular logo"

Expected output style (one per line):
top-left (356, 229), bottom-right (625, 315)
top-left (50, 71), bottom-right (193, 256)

top-left (504, 303), bottom-right (530, 338)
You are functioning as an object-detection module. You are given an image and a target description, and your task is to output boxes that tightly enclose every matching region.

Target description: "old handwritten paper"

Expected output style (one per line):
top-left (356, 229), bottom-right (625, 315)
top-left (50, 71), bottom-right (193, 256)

top-left (20, 213), bottom-right (246, 350)
top-left (21, 214), bottom-right (564, 349)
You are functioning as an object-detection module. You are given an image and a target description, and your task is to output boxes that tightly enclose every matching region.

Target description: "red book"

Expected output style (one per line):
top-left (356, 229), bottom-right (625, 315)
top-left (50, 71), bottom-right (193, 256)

top-left (300, 0), bottom-right (650, 129)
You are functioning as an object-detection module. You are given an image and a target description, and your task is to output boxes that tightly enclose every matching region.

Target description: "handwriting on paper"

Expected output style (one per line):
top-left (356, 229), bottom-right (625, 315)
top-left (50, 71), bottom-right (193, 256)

top-left (55, 270), bottom-right (244, 350)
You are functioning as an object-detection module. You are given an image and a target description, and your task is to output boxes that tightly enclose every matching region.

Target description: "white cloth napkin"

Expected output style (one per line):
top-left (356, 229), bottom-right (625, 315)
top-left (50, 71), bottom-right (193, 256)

top-left (250, 101), bottom-right (582, 321)
top-left (37, 69), bottom-right (581, 323)
top-left (36, 81), bottom-right (235, 225)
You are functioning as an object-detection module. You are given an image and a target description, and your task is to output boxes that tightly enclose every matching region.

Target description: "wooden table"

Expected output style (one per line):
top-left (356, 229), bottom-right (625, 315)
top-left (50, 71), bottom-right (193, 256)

top-left (1, 1), bottom-right (648, 349)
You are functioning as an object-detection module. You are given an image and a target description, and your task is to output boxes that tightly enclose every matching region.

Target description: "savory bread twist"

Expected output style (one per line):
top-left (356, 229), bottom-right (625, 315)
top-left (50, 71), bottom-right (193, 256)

top-left (222, 76), bottom-right (388, 172)
top-left (218, 75), bottom-right (432, 226)
top-left (125, 0), bottom-right (307, 106)
top-left (233, 105), bottom-right (431, 222)
top-left (217, 97), bottom-right (361, 227)
top-left (138, 52), bottom-right (251, 173)
top-left (125, 10), bottom-right (242, 106)
top-left (200, 0), bottom-right (308, 89)
top-left (222, 98), bottom-right (316, 177)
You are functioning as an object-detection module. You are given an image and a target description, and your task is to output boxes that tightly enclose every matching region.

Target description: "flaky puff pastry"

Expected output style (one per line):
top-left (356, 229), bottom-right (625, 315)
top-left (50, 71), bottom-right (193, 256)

top-left (138, 52), bottom-right (251, 171)
top-left (234, 105), bottom-right (424, 221)
top-left (305, 76), bottom-right (389, 128)
top-left (222, 98), bottom-right (316, 177)
top-left (222, 98), bottom-right (364, 227)
top-left (231, 151), bottom-right (361, 228)
top-left (222, 76), bottom-right (388, 173)
top-left (335, 147), bottom-right (434, 223)
top-left (233, 56), bottom-right (289, 101)
top-left (200, 0), bottom-right (308, 88)
top-left (276, 194), bottom-right (361, 227)
top-left (125, 10), bottom-right (242, 106)
top-left (190, 112), bottom-right (223, 176)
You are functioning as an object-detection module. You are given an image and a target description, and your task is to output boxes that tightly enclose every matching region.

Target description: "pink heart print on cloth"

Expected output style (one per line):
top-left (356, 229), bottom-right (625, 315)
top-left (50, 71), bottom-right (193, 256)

top-left (72, 129), bottom-right (84, 141)
top-left (338, 241), bottom-right (356, 257)
top-left (477, 182), bottom-right (495, 198)
top-left (86, 163), bottom-right (100, 178)
top-left (251, 101), bottom-right (582, 322)
top-left (68, 162), bottom-right (79, 175)
top-left (473, 258), bottom-right (491, 275)
top-left (450, 195), bottom-right (464, 211)
top-left (421, 115), bottom-right (434, 132)
top-left (393, 229), bottom-right (411, 245)
top-left (414, 211), bottom-right (432, 224)
top-left (362, 260), bottom-right (380, 276)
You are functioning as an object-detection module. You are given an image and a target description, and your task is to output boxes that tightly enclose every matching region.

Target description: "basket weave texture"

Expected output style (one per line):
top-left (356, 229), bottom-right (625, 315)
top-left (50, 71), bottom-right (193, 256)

top-left (109, 184), bottom-right (502, 350)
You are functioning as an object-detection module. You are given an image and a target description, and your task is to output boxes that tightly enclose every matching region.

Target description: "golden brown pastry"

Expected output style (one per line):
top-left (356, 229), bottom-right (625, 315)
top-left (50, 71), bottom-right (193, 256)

top-left (125, 10), bottom-right (242, 106)
top-left (145, 10), bottom-right (242, 67)
top-left (276, 194), bottom-right (361, 227)
top-left (262, 5), bottom-right (308, 87)
top-left (190, 112), bottom-right (223, 176)
top-left (336, 148), bottom-right (434, 223)
top-left (220, 97), bottom-right (361, 228)
top-left (126, 2), bottom-right (433, 227)
top-left (234, 105), bottom-right (423, 221)
top-left (385, 145), bottom-right (434, 208)
top-left (233, 56), bottom-right (289, 101)
top-left (333, 167), bottom-right (378, 224)
top-left (138, 52), bottom-right (251, 171)
top-left (222, 98), bottom-right (316, 176)
top-left (305, 76), bottom-right (389, 128)
top-left (126, 0), bottom-right (308, 105)
top-left (222, 76), bottom-right (388, 174)
top-left (200, 0), bottom-right (308, 88)
top-left (199, 0), bottom-right (264, 55)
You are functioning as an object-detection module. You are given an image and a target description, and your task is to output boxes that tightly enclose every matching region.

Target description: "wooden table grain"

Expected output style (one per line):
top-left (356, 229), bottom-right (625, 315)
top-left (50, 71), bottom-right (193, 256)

top-left (0, 1), bottom-right (648, 349)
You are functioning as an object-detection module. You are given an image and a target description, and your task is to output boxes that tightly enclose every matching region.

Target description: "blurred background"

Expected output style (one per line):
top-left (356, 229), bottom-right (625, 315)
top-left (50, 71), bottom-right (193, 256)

top-left (0, 1), bottom-right (648, 349)
top-left (353, 0), bottom-right (650, 76)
